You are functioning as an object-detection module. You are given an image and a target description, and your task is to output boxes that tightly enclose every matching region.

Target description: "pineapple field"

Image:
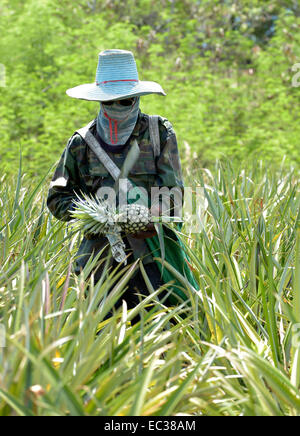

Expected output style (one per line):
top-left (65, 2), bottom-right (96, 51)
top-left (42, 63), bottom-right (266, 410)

top-left (1, 0), bottom-right (300, 419)
top-left (0, 159), bottom-right (300, 416)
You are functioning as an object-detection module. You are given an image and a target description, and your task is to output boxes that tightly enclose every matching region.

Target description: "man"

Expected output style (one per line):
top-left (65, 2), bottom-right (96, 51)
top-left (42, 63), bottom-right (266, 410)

top-left (47, 49), bottom-right (193, 316)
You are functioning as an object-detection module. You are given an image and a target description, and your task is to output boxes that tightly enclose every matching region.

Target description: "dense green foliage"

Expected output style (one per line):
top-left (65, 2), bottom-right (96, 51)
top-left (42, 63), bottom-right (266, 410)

top-left (1, 0), bottom-right (300, 177)
top-left (0, 161), bottom-right (300, 416)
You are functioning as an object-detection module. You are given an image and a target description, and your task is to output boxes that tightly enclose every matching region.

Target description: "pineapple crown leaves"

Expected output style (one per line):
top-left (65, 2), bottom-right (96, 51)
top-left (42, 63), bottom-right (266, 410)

top-left (70, 191), bottom-right (116, 235)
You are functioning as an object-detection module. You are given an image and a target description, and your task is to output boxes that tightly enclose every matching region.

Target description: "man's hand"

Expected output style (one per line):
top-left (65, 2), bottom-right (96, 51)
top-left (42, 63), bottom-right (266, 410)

top-left (131, 222), bottom-right (157, 239)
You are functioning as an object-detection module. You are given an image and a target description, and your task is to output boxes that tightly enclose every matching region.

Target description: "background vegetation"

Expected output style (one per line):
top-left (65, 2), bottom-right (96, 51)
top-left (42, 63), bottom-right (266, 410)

top-left (1, 0), bottom-right (300, 177)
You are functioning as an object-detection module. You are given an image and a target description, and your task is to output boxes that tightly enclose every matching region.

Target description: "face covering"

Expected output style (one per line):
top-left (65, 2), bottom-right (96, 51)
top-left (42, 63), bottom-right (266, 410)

top-left (96, 97), bottom-right (140, 146)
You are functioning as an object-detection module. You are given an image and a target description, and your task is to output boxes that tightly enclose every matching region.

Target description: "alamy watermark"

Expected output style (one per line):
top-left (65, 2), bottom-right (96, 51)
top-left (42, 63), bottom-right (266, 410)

top-left (0, 324), bottom-right (5, 348)
top-left (292, 323), bottom-right (300, 348)
top-left (0, 64), bottom-right (6, 88)
top-left (95, 180), bottom-right (206, 234)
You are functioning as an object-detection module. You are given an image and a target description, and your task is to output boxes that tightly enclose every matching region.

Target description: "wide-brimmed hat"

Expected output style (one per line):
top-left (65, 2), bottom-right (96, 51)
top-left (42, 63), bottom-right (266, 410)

top-left (66, 49), bottom-right (166, 102)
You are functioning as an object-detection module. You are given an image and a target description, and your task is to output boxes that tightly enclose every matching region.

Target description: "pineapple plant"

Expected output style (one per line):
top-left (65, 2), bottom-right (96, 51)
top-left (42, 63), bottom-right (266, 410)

top-left (71, 193), bottom-right (154, 264)
top-left (70, 192), bottom-right (182, 264)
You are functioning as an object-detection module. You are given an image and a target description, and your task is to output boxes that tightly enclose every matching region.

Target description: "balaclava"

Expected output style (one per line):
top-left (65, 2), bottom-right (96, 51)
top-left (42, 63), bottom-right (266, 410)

top-left (96, 97), bottom-right (140, 145)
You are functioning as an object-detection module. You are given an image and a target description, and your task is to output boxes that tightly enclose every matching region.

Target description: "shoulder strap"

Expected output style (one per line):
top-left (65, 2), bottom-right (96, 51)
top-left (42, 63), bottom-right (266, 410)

top-left (149, 115), bottom-right (160, 158)
top-left (76, 119), bottom-right (121, 181)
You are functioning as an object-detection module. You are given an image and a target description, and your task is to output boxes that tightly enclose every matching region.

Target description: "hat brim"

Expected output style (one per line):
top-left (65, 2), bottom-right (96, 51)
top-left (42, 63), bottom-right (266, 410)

top-left (66, 80), bottom-right (166, 101)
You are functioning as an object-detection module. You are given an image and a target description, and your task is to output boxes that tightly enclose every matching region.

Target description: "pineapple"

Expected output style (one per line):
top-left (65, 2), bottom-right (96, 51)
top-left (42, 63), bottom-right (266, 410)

top-left (71, 193), bottom-right (151, 236)
top-left (116, 203), bottom-right (150, 234)
top-left (71, 192), bottom-right (182, 263)
top-left (70, 194), bottom-right (152, 264)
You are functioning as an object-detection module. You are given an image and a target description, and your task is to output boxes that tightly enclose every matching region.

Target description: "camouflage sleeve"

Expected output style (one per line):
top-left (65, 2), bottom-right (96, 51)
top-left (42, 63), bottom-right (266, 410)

top-left (154, 118), bottom-right (184, 217)
top-left (156, 117), bottom-right (184, 189)
top-left (47, 135), bottom-right (81, 222)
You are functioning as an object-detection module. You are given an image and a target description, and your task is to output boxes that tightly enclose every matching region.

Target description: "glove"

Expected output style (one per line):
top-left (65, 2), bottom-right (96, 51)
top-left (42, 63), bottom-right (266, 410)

top-left (131, 222), bottom-right (157, 239)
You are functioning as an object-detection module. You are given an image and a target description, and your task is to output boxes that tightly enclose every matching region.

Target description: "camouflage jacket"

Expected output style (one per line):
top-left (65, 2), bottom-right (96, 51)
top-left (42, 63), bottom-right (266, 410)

top-left (47, 110), bottom-right (184, 222)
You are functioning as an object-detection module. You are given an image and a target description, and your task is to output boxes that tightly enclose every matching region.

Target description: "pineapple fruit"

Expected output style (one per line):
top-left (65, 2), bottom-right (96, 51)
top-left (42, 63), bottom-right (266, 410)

top-left (117, 203), bottom-right (150, 234)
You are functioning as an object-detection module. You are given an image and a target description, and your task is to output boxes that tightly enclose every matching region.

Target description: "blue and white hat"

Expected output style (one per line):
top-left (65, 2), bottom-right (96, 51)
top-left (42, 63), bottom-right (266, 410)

top-left (66, 49), bottom-right (166, 101)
